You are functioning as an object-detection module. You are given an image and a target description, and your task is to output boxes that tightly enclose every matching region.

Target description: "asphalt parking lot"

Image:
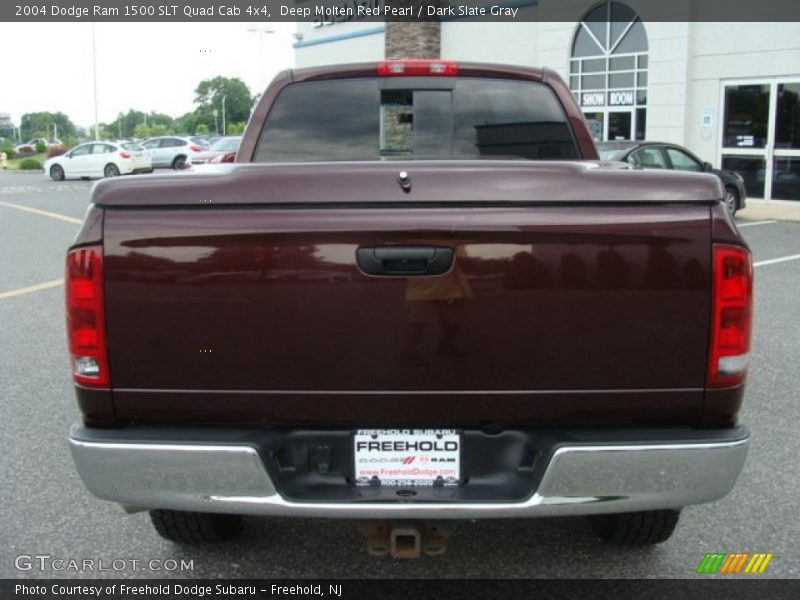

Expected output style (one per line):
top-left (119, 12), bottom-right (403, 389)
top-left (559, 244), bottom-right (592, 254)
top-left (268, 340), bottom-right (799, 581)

top-left (1, 170), bottom-right (798, 579)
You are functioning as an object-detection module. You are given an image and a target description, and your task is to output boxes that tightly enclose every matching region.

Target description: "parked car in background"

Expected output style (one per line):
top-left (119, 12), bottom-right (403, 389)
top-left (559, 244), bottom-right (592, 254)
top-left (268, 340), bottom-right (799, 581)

top-left (44, 141), bottom-right (152, 181)
top-left (16, 138), bottom-right (62, 153)
top-left (190, 135), bottom-right (242, 165)
top-left (190, 136), bottom-right (211, 149)
top-left (597, 141), bottom-right (747, 215)
top-left (140, 136), bottom-right (206, 169)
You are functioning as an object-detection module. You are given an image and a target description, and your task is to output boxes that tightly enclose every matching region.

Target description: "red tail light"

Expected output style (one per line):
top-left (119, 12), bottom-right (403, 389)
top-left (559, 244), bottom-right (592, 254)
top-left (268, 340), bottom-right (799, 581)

top-left (66, 245), bottom-right (109, 387)
top-left (118, 151), bottom-right (131, 159)
top-left (377, 60), bottom-right (458, 77)
top-left (210, 152), bottom-right (236, 164)
top-left (189, 145), bottom-right (202, 152)
top-left (707, 245), bottom-right (753, 388)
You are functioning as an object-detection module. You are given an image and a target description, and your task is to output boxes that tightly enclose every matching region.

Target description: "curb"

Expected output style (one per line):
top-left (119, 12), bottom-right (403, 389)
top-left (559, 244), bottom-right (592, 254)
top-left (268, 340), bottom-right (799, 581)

top-left (738, 201), bottom-right (800, 223)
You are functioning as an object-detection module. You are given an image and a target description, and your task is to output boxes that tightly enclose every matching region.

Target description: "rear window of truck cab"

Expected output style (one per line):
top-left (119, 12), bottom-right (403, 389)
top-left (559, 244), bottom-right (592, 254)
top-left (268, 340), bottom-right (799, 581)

top-left (252, 78), bottom-right (580, 162)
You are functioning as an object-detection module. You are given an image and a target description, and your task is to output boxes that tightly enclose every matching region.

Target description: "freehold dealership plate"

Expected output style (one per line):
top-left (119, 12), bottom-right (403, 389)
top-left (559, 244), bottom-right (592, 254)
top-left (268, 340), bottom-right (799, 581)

top-left (354, 429), bottom-right (460, 487)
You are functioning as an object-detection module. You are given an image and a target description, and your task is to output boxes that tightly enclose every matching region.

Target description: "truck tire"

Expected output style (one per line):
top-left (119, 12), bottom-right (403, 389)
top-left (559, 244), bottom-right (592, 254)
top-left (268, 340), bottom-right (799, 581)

top-left (149, 509), bottom-right (242, 544)
top-left (590, 509), bottom-right (680, 545)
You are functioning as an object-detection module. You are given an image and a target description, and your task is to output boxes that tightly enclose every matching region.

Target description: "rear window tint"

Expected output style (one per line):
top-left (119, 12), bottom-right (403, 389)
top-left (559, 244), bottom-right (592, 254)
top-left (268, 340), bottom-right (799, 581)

top-left (253, 78), bottom-right (579, 162)
top-left (122, 143), bottom-right (144, 151)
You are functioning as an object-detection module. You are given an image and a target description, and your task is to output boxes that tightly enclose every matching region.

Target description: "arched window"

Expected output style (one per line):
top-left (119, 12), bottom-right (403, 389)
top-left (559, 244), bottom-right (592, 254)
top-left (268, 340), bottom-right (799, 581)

top-left (570, 2), bottom-right (649, 141)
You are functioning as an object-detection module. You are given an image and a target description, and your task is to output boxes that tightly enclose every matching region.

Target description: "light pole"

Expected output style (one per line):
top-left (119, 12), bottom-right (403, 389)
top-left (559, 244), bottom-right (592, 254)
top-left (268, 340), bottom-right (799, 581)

top-left (91, 23), bottom-right (99, 141)
top-left (117, 113), bottom-right (122, 139)
top-left (246, 24), bottom-right (276, 92)
top-left (213, 109), bottom-right (218, 136)
top-left (221, 95), bottom-right (227, 136)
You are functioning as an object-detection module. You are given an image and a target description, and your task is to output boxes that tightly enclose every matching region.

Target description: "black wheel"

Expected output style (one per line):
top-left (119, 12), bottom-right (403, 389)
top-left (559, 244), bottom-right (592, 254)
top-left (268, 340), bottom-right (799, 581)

top-left (149, 509), bottom-right (242, 544)
top-left (172, 155), bottom-right (187, 170)
top-left (104, 163), bottom-right (120, 178)
top-left (590, 509), bottom-right (680, 545)
top-left (724, 186), bottom-right (740, 215)
top-left (50, 164), bottom-right (65, 181)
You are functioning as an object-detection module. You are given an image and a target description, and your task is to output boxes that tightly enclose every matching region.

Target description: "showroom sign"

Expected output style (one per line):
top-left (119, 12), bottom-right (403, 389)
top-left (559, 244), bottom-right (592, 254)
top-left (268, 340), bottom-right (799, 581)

top-left (581, 91), bottom-right (634, 108)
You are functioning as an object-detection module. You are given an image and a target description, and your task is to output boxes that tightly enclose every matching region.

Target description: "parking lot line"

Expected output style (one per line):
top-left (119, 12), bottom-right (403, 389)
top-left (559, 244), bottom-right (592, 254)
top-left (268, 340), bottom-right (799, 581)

top-left (754, 253), bottom-right (800, 268)
top-left (0, 278), bottom-right (64, 300)
top-left (0, 200), bottom-right (82, 225)
top-left (738, 220), bottom-right (778, 228)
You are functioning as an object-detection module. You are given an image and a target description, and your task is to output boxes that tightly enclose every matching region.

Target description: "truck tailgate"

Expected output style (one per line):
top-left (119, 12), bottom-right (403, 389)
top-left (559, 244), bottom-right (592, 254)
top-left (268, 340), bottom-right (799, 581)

top-left (101, 169), bottom-right (713, 426)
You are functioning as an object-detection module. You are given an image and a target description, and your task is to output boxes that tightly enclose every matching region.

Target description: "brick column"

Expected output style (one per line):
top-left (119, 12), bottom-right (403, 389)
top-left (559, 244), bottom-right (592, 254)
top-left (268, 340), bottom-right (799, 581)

top-left (384, 2), bottom-right (441, 59)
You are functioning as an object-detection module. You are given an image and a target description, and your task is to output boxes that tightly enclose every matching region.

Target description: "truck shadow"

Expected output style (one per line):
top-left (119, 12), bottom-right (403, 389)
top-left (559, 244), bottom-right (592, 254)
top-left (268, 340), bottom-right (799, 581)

top-left (158, 516), bottom-right (660, 578)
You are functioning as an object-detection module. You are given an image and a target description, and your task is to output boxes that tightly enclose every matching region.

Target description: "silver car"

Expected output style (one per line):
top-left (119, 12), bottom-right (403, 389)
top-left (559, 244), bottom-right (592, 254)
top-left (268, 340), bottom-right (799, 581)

top-left (140, 136), bottom-right (208, 170)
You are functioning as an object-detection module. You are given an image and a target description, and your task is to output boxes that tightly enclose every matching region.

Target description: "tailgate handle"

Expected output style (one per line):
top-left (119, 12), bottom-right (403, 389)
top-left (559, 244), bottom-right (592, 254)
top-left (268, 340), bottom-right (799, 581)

top-left (356, 246), bottom-right (454, 276)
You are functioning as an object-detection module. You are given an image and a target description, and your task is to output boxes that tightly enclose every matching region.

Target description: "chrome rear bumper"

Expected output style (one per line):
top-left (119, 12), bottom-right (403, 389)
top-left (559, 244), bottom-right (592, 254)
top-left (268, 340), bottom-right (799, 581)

top-left (68, 425), bottom-right (748, 519)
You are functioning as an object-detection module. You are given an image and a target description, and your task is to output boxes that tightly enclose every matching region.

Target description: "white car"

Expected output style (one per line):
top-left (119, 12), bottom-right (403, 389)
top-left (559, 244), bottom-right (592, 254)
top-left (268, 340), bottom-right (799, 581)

top-left (44, 141), bottom-right (152, 181)
top-left (140, 136), bottom-right (208, 170)
top-left (17, 138), bottom-right (62, 152)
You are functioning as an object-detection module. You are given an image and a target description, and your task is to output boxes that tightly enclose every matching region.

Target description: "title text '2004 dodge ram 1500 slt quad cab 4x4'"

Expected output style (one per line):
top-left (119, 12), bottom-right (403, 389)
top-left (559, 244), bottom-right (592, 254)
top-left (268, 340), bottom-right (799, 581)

top-left (67, 60), bottom-right (752, 556)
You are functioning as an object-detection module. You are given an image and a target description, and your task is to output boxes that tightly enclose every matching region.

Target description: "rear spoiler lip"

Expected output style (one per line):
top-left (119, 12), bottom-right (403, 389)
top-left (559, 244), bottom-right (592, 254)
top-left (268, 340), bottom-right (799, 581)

top-left (91, 161), bottom-right (724, 208)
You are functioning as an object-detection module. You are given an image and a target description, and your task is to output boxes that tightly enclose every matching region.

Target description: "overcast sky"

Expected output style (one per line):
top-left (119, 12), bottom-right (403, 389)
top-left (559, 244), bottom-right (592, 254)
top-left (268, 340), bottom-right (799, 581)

top-left (0, 22), bottom-right (296, 130)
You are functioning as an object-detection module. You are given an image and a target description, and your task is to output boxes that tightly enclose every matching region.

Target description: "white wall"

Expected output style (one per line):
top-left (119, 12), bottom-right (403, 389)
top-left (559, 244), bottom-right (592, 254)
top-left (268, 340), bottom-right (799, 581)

top-left (645, 22), bottom-right (691, 145)
top-left (294, 22), bottom-right (385, 69)
top-left (441, 22), bottom-right (538, 67)
top-left (535, 21), bottom-right (576, 81)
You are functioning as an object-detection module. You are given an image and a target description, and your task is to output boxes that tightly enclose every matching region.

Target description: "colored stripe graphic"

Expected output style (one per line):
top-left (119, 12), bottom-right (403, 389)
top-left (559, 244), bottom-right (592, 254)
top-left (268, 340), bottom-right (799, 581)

top-left (698, 552), bottom-right (773, 574)
top-left (697, 553), bottom-right (726, 573)
top-left (733, 553), bottom-right (750, 574)
top-left (719, 553), bottom-right (749, 573)
top-left (744, 553), bottom-right (774, 574)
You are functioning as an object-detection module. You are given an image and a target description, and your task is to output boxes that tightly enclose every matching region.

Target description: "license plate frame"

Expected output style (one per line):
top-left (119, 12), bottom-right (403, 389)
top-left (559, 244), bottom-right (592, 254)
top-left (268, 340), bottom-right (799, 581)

top-left (353, 429), bottom-right (460, 487)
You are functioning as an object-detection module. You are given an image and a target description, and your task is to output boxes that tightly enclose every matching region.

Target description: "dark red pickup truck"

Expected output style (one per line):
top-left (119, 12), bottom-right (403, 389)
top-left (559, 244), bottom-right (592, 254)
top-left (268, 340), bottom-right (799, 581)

top-left (67, 60), bottom-right (752, 555)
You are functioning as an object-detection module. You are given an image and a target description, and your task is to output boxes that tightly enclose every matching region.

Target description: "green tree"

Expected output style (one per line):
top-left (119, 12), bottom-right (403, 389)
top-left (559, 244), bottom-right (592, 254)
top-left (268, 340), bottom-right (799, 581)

top-left (112, 110), bottom-right (141, 139)
top-left (20, 112), bottom-right (77, 142)
top-left (113, 110), bottom-right (176, 139)
top-left (133, 124), bottom-right (151, 139)
top-left (227, 122), bottom-right (246, 134)
top-left (149, 123), bottom-right (171, 136)
top-left (101, 123), bottom-right (115, 139)
top-left (173, 111), bottom-right (198, 135)
top-left (195, 123), bottom-right (209, 135)
top-left (132, 122), bottom-right (172, 139)
top-left (144, 111), bottom-right (174, 130)
top-left (193, 76), bottom-right (252, 134)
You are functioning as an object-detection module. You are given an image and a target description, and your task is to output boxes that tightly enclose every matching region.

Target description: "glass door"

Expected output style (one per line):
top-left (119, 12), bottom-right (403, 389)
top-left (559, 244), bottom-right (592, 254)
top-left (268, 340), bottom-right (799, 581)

top-left (773, 82), bottom-right (800, 201)
top-left (720, 83), bottom-right (770, 199)
top-left (607, 110), bottom-right (632, 140)
top-left (720, 79), bottom-right (800, 201)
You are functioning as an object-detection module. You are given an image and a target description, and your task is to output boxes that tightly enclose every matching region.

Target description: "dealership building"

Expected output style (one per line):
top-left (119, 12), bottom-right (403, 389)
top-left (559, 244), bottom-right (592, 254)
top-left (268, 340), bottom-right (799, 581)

top-left (292, 1), bottom-right (800, 202)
